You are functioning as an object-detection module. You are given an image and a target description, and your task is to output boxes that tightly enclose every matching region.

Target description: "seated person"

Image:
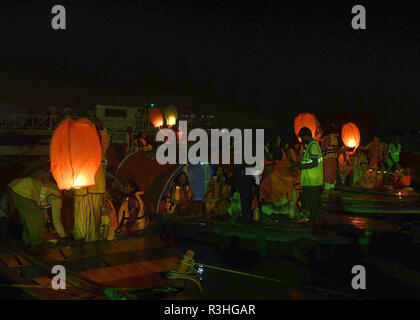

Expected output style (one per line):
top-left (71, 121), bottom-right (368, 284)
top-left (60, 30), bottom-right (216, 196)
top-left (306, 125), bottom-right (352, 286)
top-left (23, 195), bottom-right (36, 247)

top-left (99, 191), bottom-right (118, 241)
top-left (205, 174), bottom-right (231, 218)
top-left (136, 133), bottom-right (153, 152)
top-left (355, 164), bottom-right (382, 189)
top-left (116, 180), bottom-right (148, 234)
top-left (167, 172), bottom-right (204, 216)
top-left (259, 156), bottom-right (297, 219)
top-left (227, 191), bottom-right (242, 222)
top-left (392, 163), bottom-right (411, 190)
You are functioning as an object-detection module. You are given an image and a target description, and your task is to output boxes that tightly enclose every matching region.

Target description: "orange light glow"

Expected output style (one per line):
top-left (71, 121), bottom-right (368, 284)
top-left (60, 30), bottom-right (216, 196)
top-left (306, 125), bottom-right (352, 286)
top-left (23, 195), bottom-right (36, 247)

top-left (164, 105), bottom-right (178, 127)
top-left (294, 113), bottom-right (319, 142)
top-left (50, 118), bottom-right (102, 190)
top-left (167, 116), bottom-right (176, 126)
top-left (341, 122), bottom-right (361, 149)
top-left (148, 108), bottom-right (164, 128)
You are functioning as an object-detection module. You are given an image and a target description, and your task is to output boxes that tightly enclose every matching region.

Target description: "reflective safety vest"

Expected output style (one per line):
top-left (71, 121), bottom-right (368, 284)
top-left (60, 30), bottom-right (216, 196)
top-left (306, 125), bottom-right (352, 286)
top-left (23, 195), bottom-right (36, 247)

top-left (388, 143), bottom-right (401, 163)
top-left (117, 192), bottom-right (148, 232)
top-left (300, 139), bottom-right (323, 187)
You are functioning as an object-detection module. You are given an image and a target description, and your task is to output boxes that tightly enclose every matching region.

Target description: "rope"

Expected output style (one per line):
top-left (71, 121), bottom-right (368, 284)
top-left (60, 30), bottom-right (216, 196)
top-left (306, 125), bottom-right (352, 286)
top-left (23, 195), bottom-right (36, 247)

top-left (166, 254), bottom-right (204, 294)
top-left (177, 255), bottom-right (353, 298)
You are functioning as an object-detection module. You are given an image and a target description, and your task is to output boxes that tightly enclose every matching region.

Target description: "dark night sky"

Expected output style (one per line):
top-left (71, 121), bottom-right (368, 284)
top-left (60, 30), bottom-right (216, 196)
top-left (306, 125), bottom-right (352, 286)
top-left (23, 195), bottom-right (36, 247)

top-left (1, 0), bottom-right (420, 129)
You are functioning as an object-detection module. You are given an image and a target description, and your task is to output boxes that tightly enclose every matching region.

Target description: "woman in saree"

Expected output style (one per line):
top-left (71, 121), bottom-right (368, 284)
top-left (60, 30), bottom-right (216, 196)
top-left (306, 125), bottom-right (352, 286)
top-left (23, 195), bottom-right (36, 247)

top-left (321, 128), bottom-right (339, 191)
top-left (205, 173), bottom-right (231, 218)
top-left (168, 172), bottom-right (204, 216)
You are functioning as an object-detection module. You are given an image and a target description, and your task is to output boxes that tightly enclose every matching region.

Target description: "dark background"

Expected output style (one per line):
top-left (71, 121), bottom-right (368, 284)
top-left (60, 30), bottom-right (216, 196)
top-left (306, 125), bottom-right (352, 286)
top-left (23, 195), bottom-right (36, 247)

top-left (0, 0), bottom-right (419, 130)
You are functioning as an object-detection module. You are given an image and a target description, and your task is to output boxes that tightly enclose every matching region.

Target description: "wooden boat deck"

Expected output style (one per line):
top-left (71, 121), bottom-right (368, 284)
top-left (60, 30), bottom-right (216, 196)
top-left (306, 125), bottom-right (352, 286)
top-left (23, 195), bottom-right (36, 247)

top-left (0, 224), bottom-right (192, 300)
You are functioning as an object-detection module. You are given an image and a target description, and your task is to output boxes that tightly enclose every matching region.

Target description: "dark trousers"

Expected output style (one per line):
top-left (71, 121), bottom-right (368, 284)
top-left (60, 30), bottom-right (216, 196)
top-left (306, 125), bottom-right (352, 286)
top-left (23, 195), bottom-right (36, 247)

top-left (234, 166), bottom-right (254, 224)
top-left (302, 186), bottom-right (321, 222)
top-left (8, 188), bottom-right (45, 248)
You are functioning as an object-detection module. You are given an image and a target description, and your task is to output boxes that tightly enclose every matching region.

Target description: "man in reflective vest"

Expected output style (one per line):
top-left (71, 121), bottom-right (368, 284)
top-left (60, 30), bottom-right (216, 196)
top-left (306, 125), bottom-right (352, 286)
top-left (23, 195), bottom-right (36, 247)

top-left (292, 127), bottom-right (323, 227)
top-left (387, 136), bottom-right (402, 170)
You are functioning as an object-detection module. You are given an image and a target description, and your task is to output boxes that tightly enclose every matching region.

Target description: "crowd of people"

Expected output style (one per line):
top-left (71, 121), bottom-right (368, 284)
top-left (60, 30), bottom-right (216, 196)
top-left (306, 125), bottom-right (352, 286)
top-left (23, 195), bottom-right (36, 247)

top-left (124, 127), bottom-right (154, 157)
top-left (161, 125), bottom-right (413, 230)
top-left (2, 120), bottom-right (150, 253)
top-left (0, 119), bottom-right (414, 252)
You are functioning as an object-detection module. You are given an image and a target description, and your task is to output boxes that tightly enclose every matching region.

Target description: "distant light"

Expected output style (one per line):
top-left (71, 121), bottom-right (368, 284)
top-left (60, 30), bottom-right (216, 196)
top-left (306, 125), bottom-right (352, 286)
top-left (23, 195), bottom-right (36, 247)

top-left (151, 103), bottom-right (155, 107)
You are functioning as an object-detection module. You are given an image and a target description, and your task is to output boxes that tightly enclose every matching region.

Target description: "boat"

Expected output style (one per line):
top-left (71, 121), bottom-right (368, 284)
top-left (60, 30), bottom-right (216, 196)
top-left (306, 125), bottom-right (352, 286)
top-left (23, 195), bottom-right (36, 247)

top-left (0, 153), bottom-right (201, 300)
top-left (0, 222), bottom-right (200, 300)
top-left (115, 152), bottom-right (420, 261)
top-left (322, 186), bottom-right (420, 217)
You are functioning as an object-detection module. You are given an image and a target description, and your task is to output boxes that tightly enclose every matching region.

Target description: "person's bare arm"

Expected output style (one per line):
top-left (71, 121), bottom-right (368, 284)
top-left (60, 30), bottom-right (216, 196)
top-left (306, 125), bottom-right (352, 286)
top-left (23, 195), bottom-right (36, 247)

top-left (48, 195), bottom-right (66, 238)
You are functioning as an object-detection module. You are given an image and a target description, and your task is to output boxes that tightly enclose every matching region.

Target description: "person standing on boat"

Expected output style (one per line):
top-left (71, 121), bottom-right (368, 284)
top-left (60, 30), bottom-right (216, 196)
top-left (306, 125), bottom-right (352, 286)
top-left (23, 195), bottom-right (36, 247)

top-left (361, 136), bottom-right (381, 170)
top-left (233, 164), bottom-right (255, 224)
top-left (337, 146), bottom-right (354, 186)
top-left (292, 127), bottom-right (323, 226)
top-left (387, 136), bottom-right (402, 170)
top-left (74, 120), bottom-right (110, 242)
top-left (7, 175), bottom-right (67, 250)
top-left (125, 127), bottom-right (135, 157)
top-left (321, 126), bottom-right (339, 191)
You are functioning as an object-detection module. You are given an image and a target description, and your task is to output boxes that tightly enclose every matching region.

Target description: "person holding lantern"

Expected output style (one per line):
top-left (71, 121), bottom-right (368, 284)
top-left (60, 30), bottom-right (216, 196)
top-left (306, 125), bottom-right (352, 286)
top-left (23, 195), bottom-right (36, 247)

top-left (337, 146), bottom-right (354, 186)
top-left (73, 120), bottom-right (110, 242)
top-left (292, 127), bottom-right (323, 227)
top-left (7, 174), bottom-right (67, 250)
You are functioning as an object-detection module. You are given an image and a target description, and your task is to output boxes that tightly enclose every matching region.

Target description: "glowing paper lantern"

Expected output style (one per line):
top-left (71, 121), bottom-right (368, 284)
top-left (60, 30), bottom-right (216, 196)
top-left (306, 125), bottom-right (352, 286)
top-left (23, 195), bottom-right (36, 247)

top-left (50, 118), bottom-right (102, 190)
top-left (294, 113), bottom-right (318, 142)
top-left (341, 122), bottom-right (361, 149)
top-left (148, 108), bottom-right (164, 128)
top-left (164, 105), bottom-right (178, 126)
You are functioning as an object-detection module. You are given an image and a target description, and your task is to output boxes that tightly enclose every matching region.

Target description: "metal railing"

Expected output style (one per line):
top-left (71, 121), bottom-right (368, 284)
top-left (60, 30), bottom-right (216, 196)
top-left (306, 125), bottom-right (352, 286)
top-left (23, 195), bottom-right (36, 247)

top-left (0, 113), bottom-right (58, 133)
top-left (0, 113), bottom-right (157, 146)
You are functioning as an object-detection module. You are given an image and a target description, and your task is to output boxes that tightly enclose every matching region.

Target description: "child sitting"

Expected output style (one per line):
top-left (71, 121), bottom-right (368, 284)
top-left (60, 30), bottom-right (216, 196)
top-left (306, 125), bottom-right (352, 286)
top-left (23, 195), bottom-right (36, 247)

top-left (99, 191), bottom-right (118, 241)
top-left (392, 163), bottom-right (411, 190)
top-left (116, 180), bottom-right (148, 234)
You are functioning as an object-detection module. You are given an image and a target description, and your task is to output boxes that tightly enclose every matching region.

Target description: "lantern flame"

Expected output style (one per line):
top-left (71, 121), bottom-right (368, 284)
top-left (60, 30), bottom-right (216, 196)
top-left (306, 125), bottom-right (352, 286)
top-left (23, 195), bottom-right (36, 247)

top-left (167, 116), bottom-right (176, 126)
top-left (164, 105), bottom-right (178, 127)
top-left (73, 175), bottom-right (87, 188)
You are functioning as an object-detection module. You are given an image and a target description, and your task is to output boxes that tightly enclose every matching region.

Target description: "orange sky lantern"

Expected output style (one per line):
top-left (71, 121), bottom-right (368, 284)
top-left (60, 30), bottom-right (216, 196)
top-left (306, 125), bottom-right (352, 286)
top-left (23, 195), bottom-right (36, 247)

top-left (294, 113), bottom-right (318, 142)
top-left (148, 108), bottom-right (164, 128)
top-left (341, 122), bottom-right (361, 149)
top-left (164, 105), bottom-right (178, 127)
top-left (50, 118), bottom-right (102, 190)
